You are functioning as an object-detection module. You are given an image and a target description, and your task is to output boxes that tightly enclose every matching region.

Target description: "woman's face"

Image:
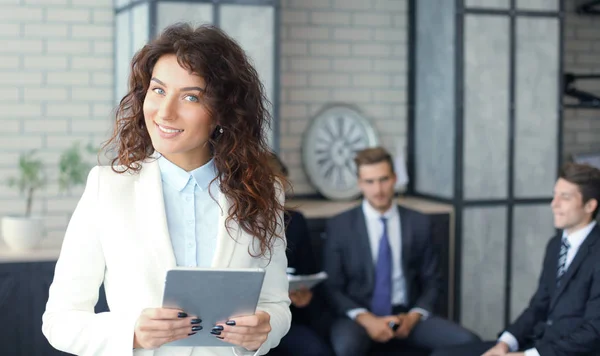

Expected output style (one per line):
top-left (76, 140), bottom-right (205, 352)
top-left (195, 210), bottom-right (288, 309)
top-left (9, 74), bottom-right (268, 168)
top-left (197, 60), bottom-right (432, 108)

top-left (143, 54), bottom-right (214, 170)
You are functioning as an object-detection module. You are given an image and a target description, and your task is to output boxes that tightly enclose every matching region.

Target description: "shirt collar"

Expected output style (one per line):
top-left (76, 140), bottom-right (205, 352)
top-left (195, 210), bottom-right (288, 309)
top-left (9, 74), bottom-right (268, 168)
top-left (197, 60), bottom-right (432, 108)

top-left (362, 199), bottom-right (398, 221)
top-left (563, 220), bottom-right (597, 249)
top-left (157, 155), bottom-right (217, 192)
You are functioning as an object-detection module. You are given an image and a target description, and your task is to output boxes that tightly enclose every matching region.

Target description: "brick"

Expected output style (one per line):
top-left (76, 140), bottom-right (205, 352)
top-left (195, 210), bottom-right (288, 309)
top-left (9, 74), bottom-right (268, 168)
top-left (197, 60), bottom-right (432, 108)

top-left (374, 119), bottom-right (405, 135)
top-left (281, 73), bottom-right (308, 87)
top-left (25, 0), bottom-right (67, 4)
top-left (332, 0), bottom-right (372, 10)
top-left (0, 23), bottom-right (21, 36)
top-left (0, 6), bottom-right (43, 21)
top-left (361, 104), bottom-right (393, 117)
top-left (0, 120), bottom-right (20, 133)
top-left (289, 89), bottom-right (331, 103)
top-left (92, 103), bottom-right (114, 118)
top-left (392, 44), bottom-right (406, 57)
top-left (92, 9), bottom-right (113, 23)
top-left (72, 56), bottom-right (112, 70)
top-left (0, 152), bottom-right (20, 166)
top-left (332, 89), bottom-right (372, 103)
top-left (333, 28), bottom-right (372, 41)
top-left (352, 13), bottom-right (392, 27)
top-left (0, 136), bottom-right (43, 151)
top-left (290, 58), bottom-right (331, 71)
top-left (0, 88), bottom-right (20, 102)
top-left (373, 89), bottom-right (406, 104)
top-left (375, 29), bottom-right (406, 43)
top-left (577, 54), bottom-right (600, 64)
top-left (0, 104), bottom-right (42, 118)
top-left (0, 55), bottom-right (20, 69)
top-left (71, 25), bottom-right (113, 39)
top-left (352, 43), bottom-right (393, 57)
top-left (47, 72), bottom-right (90, 86)
top-left (311, 11), bottom-right (351, 25)
top-left (309, 43), bottom-right (350, 56)
top-left (93, 40), bottom-right (113, 55)
top-left (23, 88), bottom-right (69, 101)
top-left (72, 88), bottom-right (113, 101)
top-left (392, 74), bottom-right (406, 87)
top-left (24, 119), bottom-right (69, 133)
top-left (353, 74), bottom-right (392, 88)
top-left (0, 0), bottom-right (19, 4)
top-left (71, 0), bottom-right (112, 6)
top-left (332, 58), bottom-right (372, 72)
top-left (47, 104), bottom-right (90, 117)
top-left (71, 119), bottom-right (111, 133)
top-left (46, 8), bottom-right (91, 23)
top-left (309, 73), bottom-right (350, 87)
top-left (24, 56), bottom-right (69, 70)
top-left (577, 29), bottom-right (600, 40)
top-left (281, 41), bottom-right (308, 56)
top-left (288, 0), bottom-right (331, 9)
top-left (92, 72), bottom-right (113, 86)
top-left (288, 26), bottom-right (330, 40)
top-left (281, 104), bottom-right (308, 119)
top-left (24, 24), bottom-right (69, 37)
top-left (0, 39), bottom-right (43, 53)
top-left (576, 132), bottom-right (598, 144)
top-left (374, 59), bottom-right (406, 72)
top-left (282, 10), bottom-right (308, 24)
top-left (375, 0), bottom-right (407, 12)
top-left (393, 15), bottom-right (406, 28)
top-left (279, 136), bottom-right (302, 149)
top-left (289, 119), bottom-right (309, 134)
top-left (0, 73), bottom-right (42, 85)
top-left (46, 134), bottom-right (92, 149)
top-left (47, 40), bottom-right (92, 54)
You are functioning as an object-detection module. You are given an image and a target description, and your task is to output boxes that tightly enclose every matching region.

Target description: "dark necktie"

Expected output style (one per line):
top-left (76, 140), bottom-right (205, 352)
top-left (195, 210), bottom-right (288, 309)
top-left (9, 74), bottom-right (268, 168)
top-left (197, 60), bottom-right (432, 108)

top-left (557, 237), bottom-right (570, 282)
top-left (371, 217), bottom-right (392, 316)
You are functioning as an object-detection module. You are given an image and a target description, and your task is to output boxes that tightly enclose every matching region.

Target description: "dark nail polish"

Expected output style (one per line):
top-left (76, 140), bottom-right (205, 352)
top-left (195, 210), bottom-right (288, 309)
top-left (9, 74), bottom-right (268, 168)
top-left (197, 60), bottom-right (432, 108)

top-left (225, 320), bottom-right (236, 326)
top-left (212, 325), bottom-right (224, 331)
top-left (178, 312), bottom-right (188, 318)
top-left (216, 336), bottom-right (224, 340)
top-left (192, 325), bottom-right (203, 332)
top-left (191, 318), bottom-right (202, 325)
top-left (210, 330), bottom-right (222, 335)
top-left (188, 332), bottom-right (197, 336)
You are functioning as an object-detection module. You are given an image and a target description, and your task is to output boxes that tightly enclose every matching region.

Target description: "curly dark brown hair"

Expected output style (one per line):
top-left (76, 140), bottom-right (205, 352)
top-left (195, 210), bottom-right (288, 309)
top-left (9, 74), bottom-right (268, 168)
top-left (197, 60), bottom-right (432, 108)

top-left (103, 23), bottom-right (287, 258)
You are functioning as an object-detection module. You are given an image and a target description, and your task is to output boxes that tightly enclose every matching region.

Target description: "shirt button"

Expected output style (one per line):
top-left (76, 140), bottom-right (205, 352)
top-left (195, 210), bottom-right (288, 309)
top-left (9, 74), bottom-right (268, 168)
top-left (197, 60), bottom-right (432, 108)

top-left (187, 220), bottom-right (193, 225)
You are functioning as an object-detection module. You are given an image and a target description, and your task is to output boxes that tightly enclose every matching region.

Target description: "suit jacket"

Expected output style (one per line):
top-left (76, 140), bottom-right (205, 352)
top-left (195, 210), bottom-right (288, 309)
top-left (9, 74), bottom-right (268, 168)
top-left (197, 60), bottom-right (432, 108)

top-left (323, 204), bottom-right (441, 317)
top-left (504, 225), bottom-right (600, 356)
top-left (42, 159), bottom-right (291, 356)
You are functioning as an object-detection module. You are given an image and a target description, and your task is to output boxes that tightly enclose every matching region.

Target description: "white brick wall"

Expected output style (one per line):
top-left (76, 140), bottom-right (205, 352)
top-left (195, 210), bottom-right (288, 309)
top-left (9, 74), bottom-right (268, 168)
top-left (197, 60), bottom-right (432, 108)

top-left (563, 1), bottom-right (600, 160)
top-left (279, 0), bottom-right (408, 194)
top-left (0, 0), bottom-right (113, 241)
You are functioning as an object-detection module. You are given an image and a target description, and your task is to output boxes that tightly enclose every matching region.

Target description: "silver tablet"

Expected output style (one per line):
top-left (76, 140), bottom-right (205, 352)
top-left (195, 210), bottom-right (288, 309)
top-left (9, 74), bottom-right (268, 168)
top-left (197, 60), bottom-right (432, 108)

top-left (162, 267), bottom-right (266, 347)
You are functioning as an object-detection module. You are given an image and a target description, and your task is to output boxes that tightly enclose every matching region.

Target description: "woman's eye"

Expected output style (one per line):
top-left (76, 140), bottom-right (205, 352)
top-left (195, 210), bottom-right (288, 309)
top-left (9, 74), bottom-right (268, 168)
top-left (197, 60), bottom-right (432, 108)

top-left (184, 95), bottom-right (199, 103)
top-left (152, 87), bottom-right (165, 95)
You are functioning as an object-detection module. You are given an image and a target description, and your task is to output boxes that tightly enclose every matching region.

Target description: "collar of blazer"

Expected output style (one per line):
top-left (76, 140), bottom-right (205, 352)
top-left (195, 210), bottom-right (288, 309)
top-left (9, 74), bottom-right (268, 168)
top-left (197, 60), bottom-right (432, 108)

top-left (133, 157), bottom-right (238, 274)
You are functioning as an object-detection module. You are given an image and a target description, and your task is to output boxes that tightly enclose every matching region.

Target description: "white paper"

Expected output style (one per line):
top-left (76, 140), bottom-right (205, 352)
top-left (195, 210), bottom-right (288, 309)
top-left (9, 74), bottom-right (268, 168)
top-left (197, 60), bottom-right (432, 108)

top-left (287, 271), bottom-right (328, 292)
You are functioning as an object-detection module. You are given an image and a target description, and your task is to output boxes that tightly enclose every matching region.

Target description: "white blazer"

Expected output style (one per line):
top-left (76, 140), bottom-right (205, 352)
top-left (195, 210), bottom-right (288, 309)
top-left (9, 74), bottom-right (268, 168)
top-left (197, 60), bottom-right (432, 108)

top-left (42, 159), bottom-right (291, 356)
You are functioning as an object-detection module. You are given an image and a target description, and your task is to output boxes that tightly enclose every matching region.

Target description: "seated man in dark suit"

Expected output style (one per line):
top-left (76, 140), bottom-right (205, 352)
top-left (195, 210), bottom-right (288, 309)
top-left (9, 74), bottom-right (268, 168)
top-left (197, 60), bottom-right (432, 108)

top-left (432, 162), bottom-right (600, 356)
top-left (268, 153), bottom-right (333, 356)
top-left (323, 147), bottom-right (480, 356)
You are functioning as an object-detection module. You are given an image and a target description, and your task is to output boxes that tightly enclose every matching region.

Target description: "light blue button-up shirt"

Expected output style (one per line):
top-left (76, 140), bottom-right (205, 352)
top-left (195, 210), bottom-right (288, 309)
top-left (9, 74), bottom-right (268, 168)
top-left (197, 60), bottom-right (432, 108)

top-left (158, 156), bottom-right (220, 268)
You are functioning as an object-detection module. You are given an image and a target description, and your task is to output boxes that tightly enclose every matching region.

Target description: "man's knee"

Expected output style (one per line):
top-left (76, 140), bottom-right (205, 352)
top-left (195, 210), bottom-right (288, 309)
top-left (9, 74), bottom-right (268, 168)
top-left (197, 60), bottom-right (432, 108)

top-left (330, 319), bottom-right (370, 356)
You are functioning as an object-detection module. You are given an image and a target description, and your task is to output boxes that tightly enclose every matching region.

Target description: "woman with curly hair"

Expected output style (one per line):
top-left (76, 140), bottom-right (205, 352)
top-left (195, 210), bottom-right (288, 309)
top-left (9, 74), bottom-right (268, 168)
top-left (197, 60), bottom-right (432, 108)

top-left (42, 23), bottom-right (291, 356)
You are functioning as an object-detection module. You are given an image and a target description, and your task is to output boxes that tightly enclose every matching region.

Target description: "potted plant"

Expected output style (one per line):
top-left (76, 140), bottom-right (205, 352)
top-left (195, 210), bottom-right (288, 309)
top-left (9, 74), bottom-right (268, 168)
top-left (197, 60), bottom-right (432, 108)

top-left (2, 150), bottom-right (46, 250)
top-left (58, 142), bottom-right (96, 194)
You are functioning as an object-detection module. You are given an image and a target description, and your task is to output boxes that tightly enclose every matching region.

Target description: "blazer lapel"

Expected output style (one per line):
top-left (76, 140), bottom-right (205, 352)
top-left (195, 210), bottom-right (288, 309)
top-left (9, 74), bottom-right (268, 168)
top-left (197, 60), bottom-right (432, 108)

top-left (135, 159), bottom-right (176, 274)
top-left (551, 225), bottom-right (600, 309)
top-left (398, 206), bottom-right (412, 276)
top-left (210, 192), bottom-right (238, 268)
top-left (356, 207), bottom-right (374, 288)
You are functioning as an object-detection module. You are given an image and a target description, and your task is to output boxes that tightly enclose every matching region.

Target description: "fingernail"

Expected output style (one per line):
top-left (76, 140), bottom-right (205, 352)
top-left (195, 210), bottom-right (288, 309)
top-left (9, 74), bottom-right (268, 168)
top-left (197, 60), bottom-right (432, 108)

top-left (212, 325), bottom-right (224, 331)
top-left (191, 318), bottom-right (202, 325)
top-left (188, 332), bottom-right (197, 336)
top-left (210, 330), bottom-right (222, 335)
top-left (225, 320), bottom-right (236, 326)
top-left (178, 312), bottom-right (188, 318)
top-left (192, 325), bottom-right (203, 332)
top-left (216, 336), bottom-right (224, 340)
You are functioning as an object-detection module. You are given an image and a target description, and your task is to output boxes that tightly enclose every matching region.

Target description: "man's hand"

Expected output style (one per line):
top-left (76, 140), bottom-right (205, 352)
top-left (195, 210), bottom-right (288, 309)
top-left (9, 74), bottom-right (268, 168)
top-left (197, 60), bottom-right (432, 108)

top-left (394, 312), bottom-right (421, 338)
top-left (289, 287), bottom-right (313, 308)
top-left (356, 312), bottom-right (400, 343)
top-left (481, 341), bottom-right (510, 356)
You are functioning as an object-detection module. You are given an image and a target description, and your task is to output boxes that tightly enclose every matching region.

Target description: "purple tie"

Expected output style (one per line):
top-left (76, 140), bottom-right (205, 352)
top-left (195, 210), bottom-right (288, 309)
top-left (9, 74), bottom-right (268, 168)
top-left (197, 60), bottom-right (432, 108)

top-left (371, 217), bottom-right (392, 316)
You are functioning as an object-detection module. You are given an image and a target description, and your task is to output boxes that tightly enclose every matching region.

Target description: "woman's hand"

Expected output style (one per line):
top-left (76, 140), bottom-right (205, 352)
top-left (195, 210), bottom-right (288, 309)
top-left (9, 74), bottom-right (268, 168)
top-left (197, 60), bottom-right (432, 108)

top-left (289, 287), bottom-right (313, 308)
top-left (133, 308), bottom-right (202, 349)
top-left (212, 311), bottom-right (271, 351)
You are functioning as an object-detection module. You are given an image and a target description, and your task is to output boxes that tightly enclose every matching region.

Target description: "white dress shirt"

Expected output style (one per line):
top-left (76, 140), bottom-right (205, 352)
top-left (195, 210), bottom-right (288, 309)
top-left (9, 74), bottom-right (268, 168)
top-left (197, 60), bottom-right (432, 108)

top-left (499, 221), bottom-right (597, 356)
top-left (347, 200), bottom-right (429, 320)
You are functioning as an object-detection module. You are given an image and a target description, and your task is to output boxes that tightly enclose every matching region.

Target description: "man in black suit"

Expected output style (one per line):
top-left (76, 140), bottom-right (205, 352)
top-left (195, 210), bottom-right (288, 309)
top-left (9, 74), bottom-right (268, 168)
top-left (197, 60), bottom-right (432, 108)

top-left (323, 147), bottom-right (479, 355)
top-left (432, 162), bottom-right (600, 356)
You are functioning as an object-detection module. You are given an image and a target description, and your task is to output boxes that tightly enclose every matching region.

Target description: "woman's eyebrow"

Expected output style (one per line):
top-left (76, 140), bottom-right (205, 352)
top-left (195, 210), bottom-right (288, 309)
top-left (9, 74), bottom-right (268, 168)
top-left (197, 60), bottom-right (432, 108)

top-left (151, 77), bottom-right (205, 92)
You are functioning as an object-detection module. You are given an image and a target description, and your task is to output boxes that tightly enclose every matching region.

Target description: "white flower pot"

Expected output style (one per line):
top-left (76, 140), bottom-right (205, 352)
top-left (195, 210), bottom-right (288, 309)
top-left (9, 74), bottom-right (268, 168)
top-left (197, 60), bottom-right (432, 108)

top-left (1, 216), bottom-right (44, 251)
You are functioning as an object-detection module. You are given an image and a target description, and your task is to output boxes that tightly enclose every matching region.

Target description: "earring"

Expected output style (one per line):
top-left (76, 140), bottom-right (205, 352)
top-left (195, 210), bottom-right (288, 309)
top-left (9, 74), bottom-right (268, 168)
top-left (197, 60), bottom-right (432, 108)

top-left (219, 127), bottom-right (224, 134)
